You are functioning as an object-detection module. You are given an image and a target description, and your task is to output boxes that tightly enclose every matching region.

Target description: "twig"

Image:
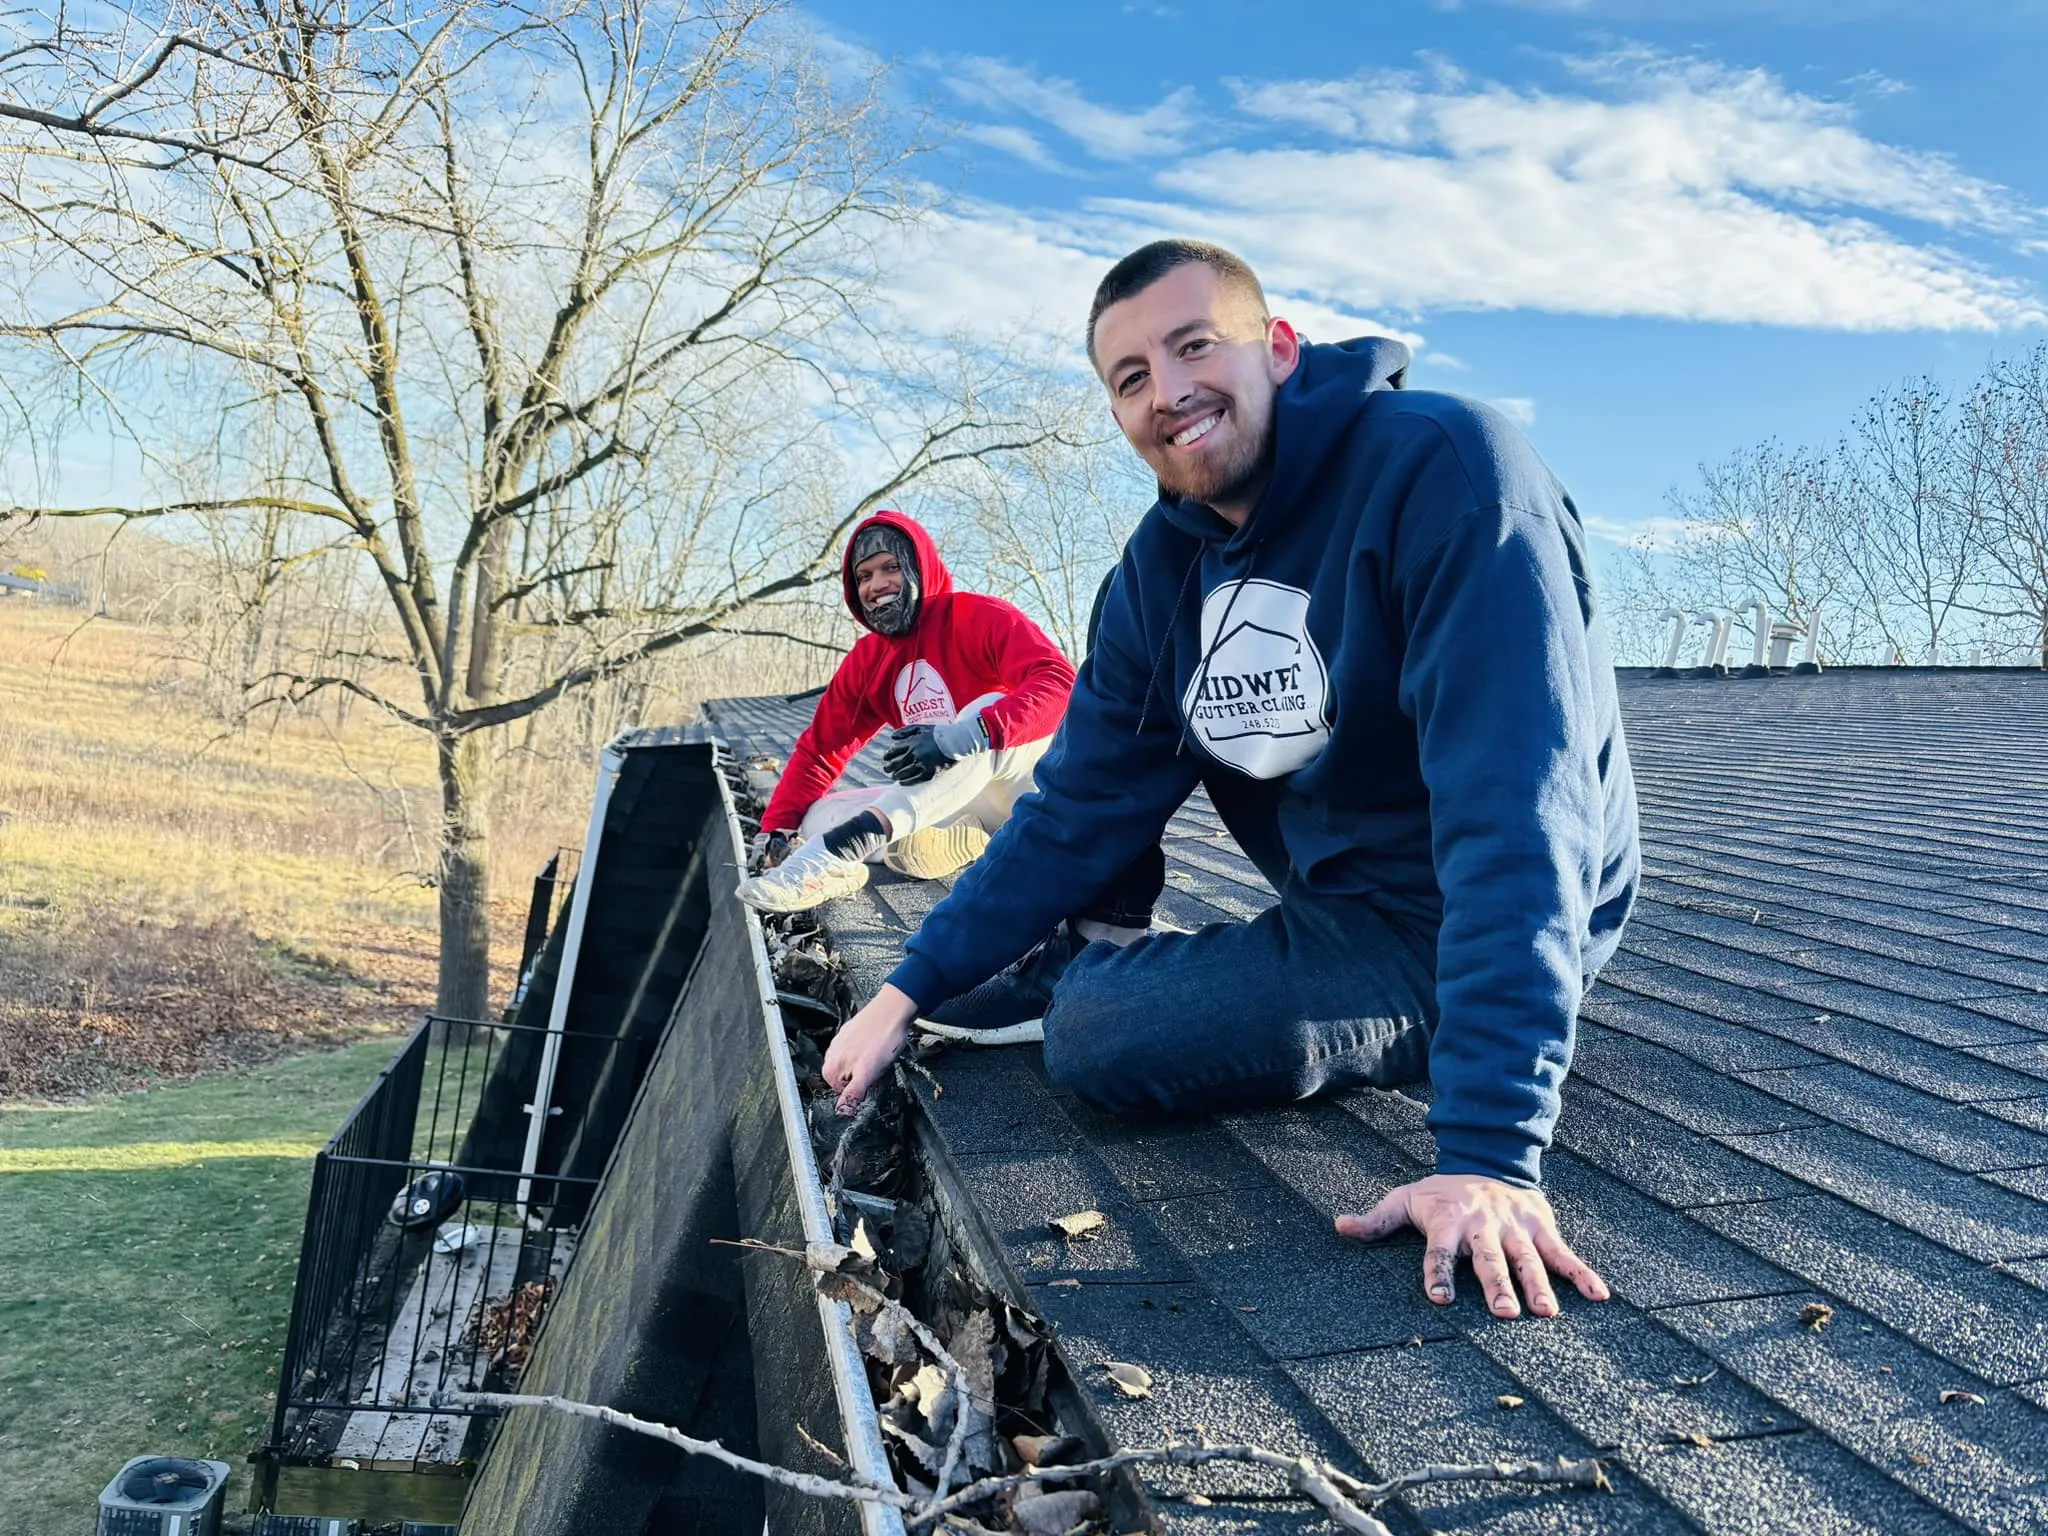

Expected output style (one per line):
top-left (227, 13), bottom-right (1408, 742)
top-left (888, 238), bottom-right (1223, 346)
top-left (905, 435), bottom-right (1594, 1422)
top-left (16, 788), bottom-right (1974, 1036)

top-left (173, 1307), bottom-right (215, 1339)
top-left (794, 1419), bottom-right (848, 1469)
top-left (724, 1235), bottom-right (977, 1498)
top-left (440, 1389), bottom-right (918, 1513)
top-left (926, 1446), bottom-right (1610, 1531)
top-left (443, 1384), bottom-right (1606, 1535)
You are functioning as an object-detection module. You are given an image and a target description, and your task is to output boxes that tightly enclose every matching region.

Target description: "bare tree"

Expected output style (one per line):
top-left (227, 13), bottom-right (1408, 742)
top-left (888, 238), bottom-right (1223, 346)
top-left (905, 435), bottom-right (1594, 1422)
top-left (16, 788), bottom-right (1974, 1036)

top-left (1831, 382), bottom-right (1987, 664)
top-left (0, 0), bottom-right (1069, 1015)
top-left (1960, 345), bottom-right (2048, 668)
top-left (1610, 440), bottom-right (1875, 664)
top-left (943, 380), bottom-right (1142, 658)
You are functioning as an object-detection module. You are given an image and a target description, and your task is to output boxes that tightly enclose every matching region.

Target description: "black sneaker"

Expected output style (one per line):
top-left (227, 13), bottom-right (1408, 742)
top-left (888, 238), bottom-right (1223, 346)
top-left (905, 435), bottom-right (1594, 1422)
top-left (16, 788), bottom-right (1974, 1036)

top-left (916, 922), bottom-right (1083, 1043)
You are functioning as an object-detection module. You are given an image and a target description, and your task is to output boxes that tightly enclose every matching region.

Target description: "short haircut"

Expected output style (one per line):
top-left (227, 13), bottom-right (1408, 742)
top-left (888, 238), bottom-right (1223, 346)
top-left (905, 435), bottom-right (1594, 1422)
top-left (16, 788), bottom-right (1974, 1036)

top-left (1086, 239), bottom-right (1269, 366)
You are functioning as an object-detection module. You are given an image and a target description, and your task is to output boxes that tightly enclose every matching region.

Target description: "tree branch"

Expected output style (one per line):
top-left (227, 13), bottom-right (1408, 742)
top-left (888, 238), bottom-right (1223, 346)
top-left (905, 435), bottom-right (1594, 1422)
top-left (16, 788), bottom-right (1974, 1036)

top-left (441, 1386), bottom-right (1609, 1536)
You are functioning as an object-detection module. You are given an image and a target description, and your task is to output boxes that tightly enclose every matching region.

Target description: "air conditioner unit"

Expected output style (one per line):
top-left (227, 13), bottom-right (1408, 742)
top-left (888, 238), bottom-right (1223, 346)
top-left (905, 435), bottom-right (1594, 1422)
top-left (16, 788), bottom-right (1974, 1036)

top-left (96, 1457), bottom-right (229, 1536)
top-left (252, 1518), bottom-right (361, 1536)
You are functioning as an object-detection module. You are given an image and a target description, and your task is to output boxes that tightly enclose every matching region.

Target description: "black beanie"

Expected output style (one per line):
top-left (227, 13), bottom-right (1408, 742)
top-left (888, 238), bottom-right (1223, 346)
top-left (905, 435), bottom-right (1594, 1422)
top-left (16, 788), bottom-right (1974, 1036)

top-left (850, 524), bottom-right (921, 636)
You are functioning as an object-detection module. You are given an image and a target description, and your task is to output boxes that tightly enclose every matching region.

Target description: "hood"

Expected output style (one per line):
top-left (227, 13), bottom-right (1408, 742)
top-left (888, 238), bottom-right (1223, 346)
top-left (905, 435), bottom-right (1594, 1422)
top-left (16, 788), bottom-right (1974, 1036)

top-left (841, 509), bottom-right (954, 635)
top-left (1161, 335), bottom-right (1411, 547)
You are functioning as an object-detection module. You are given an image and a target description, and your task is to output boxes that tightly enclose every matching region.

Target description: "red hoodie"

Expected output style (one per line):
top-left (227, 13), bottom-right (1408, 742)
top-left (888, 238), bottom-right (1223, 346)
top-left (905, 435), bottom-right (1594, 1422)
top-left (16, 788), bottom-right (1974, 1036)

top-left (759, 511), bottom-right (1077, 833)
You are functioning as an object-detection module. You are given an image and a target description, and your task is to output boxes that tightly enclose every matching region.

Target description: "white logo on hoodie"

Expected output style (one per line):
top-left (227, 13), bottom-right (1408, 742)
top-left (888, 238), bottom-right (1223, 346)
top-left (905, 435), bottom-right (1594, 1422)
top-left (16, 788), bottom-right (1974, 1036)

top-left (1180, 579), bottom-right (1332, 778)
top-left (894, 659), bottom-right (957, 725)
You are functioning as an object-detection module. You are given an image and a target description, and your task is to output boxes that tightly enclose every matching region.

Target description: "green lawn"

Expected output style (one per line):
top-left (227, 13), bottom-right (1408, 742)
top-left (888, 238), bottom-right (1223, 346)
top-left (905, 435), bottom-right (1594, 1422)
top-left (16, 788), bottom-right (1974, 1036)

top-left (0, 1042), bottom-right (398, 1536)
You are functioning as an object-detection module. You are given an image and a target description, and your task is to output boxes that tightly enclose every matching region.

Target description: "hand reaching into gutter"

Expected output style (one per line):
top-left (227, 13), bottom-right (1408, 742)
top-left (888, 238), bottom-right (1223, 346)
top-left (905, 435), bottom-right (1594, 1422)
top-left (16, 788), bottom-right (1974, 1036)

top-left (1337, 1175), bottom-right (1611, 1319)
top-left (823, 984), bottom-right (917, 1113)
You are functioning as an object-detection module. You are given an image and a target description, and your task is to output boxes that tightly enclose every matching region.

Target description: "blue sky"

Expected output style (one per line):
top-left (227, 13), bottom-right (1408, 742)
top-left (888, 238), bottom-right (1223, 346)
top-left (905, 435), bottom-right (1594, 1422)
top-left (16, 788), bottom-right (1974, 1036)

top-left (808, 0), bottom-right (2048, 549)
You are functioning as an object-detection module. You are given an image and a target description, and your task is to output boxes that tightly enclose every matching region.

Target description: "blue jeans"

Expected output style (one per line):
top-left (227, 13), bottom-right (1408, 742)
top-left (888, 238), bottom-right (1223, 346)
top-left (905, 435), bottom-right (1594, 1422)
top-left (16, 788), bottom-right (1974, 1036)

top-left (1041, 877), bottom-right (1439, 1116)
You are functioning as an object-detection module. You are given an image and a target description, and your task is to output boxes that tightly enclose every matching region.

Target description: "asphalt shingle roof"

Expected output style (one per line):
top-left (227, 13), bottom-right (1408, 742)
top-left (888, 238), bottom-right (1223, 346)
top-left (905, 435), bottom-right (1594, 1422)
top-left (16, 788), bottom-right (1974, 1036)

top-left (704, 669), bottom-right (2048, 1534)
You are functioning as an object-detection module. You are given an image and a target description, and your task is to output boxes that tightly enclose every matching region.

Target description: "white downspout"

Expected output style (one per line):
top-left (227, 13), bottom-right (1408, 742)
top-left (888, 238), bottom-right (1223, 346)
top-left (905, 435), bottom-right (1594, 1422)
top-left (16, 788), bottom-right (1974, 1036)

top-left (518, 744), bottom-right (626, 1221)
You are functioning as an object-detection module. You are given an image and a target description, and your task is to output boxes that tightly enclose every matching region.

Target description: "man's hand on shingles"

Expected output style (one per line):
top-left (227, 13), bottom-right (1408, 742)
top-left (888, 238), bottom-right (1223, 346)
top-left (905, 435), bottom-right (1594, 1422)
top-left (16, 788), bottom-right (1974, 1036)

top-left (1337, 1174), bottom-right (1611, 1319)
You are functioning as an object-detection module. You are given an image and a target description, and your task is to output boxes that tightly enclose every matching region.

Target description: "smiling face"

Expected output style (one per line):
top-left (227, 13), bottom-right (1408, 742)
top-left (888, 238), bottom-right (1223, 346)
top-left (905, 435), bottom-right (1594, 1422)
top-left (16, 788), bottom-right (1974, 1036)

top-left (855, 550), bottom-right (905, 617)
top-left (1092, 262), bottom-right (1300, 522)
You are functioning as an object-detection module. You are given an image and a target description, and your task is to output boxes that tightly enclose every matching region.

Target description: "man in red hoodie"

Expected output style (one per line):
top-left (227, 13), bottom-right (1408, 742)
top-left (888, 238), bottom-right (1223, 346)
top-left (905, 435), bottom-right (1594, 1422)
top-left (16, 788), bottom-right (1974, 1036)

top-left (737, 511), bottom-right (1076, 913)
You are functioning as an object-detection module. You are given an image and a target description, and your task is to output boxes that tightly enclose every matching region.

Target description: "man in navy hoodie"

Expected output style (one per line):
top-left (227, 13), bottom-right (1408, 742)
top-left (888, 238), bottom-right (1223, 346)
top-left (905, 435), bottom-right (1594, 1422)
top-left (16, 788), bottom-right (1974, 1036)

top-left (824, 241), bottom-right (1640, 1320)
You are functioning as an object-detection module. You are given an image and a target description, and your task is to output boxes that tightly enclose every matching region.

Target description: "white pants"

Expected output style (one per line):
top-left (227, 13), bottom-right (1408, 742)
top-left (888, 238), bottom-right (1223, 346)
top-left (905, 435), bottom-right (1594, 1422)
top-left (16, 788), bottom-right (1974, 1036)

top-left (796, 692), bottom-right (1051, 853)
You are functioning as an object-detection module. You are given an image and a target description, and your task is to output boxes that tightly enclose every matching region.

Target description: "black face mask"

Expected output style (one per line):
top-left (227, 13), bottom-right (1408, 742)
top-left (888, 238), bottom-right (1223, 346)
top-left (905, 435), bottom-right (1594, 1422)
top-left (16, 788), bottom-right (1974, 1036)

top-left (863, 586), bottom-right (919, 636)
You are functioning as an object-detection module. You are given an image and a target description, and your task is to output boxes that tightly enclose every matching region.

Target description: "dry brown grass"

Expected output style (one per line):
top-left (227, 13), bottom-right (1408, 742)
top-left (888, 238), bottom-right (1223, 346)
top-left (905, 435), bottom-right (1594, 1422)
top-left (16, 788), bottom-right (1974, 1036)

top-left (0, 607), bottom-right (566, 1100)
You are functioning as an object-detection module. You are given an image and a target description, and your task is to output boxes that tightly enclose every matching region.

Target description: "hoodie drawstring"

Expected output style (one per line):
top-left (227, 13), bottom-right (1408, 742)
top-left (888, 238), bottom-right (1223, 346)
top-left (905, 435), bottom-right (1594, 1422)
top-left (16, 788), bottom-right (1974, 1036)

top-left (1135, 548), bottom-right (1202, 739)
top-left (1176, 540), bottom-right (1262, 756)
top-left (1134, 534), bottom-right (1263, 758)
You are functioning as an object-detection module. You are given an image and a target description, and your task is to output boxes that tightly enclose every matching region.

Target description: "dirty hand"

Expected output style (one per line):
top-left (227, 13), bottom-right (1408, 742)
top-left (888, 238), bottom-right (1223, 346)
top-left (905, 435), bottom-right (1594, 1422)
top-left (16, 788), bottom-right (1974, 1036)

top-left (1336, 1173), bottom-right (1609, 1319)
top-left (748, 829), bottom-right (795, 870)
top-left (822, 984), bottom-right (918, 1114)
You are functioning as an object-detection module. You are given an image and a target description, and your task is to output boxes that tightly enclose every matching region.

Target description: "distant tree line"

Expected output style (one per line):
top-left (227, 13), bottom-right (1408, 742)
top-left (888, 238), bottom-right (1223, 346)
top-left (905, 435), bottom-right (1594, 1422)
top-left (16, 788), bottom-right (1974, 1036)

top-left (1606, 344), bottom-right (2048, 669)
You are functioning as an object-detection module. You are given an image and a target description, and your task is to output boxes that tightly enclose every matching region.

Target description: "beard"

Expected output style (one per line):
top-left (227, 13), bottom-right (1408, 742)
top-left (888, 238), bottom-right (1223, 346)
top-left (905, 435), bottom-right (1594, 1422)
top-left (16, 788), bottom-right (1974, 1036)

top-left (1146, 392), bottom-right (1275, 509)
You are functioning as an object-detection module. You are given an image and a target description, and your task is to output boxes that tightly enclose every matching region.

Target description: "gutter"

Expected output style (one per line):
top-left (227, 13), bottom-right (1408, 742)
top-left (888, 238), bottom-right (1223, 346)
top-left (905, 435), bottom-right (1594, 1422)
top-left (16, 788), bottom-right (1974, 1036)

top-left (517, 744), bottom-right (625, 1219)
top-left (712, 755), bottom-right (907, 1536)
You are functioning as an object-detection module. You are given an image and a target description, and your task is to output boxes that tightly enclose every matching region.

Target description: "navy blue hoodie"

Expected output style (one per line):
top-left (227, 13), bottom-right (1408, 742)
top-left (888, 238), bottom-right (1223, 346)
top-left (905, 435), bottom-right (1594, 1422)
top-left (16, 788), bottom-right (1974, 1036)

top-left (889, 337), bottom-right (1640, 1187)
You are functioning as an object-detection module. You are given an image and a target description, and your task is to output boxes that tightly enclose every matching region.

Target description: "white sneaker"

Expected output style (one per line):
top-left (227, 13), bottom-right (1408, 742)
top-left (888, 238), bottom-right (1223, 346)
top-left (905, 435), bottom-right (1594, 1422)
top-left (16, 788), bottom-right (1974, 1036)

top-left (914, 1017), bottom-right (1045, 1046)
top-left (737, 844), bottom-right (870, 912)
top-left (883, 823), bottom-right (990, 880)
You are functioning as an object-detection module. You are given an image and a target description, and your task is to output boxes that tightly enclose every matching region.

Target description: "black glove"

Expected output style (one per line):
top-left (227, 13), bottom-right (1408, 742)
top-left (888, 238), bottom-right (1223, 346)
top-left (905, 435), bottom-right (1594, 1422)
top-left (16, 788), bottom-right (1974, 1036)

top-left (749, 830), bottom-right (794, 870)
top-left (882, 716), bottom-right (989, 785)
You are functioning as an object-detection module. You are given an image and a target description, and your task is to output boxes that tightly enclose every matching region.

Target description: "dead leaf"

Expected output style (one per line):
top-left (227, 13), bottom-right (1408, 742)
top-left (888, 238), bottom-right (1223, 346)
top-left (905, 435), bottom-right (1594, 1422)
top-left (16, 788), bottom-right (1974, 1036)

top-left (1799, 1302), bottom-right (1834, 1332)
top-left (854, 1307), bottom-right (918, 1368)
top-left (1012, 1433), bottom-right (1084, 1468)
top-left (1047, 1278), bottom-right (1082, 1288)
top-left (1183, 1493), bottom-right (1213, 1507)
top-left (1940, 1389), bottom-right (1986, 1406)
top-left (1671, 1368), bottom-right (1719, 1388)
top-left (1496, 1394), bottom-right (1525, 1411)
top-left (1103, 1361), bottom-right (1152, 1399)
top-left (1013, 1490), bottom-right (1100, 1536)
top-left (908, 1362), bottom-right (951, 1428)
top-left (878, 1413), bottom-right (944, 1476)
top-left (1682, 1431), bottom-right (1714, 1449)
top-left (1909, 1453), bottom-right (1932, 1466)
top-left (1051, 1210), bottom-right (1108, 1241)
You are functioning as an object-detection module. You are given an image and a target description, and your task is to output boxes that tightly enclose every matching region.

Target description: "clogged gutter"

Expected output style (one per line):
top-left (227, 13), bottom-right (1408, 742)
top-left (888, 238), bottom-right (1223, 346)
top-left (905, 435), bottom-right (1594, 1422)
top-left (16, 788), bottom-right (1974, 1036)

top-left (727, 750), bottom-right (1111, 1535)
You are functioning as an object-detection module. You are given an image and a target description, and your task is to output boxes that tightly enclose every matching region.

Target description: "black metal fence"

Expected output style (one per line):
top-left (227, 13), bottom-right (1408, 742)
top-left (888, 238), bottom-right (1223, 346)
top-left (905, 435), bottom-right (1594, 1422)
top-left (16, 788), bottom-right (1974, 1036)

top-left (259, 1016), bottom-right (624, 1477)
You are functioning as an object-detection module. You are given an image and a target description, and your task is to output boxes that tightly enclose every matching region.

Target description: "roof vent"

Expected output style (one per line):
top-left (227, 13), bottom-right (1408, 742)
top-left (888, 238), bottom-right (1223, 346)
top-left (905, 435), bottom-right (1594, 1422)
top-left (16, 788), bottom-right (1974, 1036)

top-left (1688, 609), bottom-right (1733, 679)
top-left (1794, 612), bottom-right (1823, 674)
top-left (1739, 597), bottom-right (1773, 678)
top-left (1652, 608), bottom-right (1690, 679)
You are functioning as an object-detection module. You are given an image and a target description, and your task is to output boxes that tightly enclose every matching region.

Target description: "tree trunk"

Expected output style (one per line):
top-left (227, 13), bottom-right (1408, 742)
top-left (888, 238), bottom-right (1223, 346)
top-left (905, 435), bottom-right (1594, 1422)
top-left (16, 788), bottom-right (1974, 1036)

top-left (436, 729), bottom-right (495, 1020)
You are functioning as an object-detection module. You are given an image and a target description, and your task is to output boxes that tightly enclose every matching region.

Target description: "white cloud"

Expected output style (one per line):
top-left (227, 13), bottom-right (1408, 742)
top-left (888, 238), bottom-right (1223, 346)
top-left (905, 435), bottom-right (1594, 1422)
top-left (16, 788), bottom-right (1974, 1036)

top-left (957, 123), bottom-right (1070, 173)
top-left (1490, 396), bottom-right (1538, 426)
top-left (870, 201), bottom-right (1426, 365)
top-left (1583, 512), bottom-right (1693, 551)
top-left (1843, 68), bottom-right (1911, 98)
top-left (944, 58), bottom-right (1200, 161)
top-left (1170, 55), bottom-right (2043, 330)
top-left (895, 47), bottom-right (2042, 355)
